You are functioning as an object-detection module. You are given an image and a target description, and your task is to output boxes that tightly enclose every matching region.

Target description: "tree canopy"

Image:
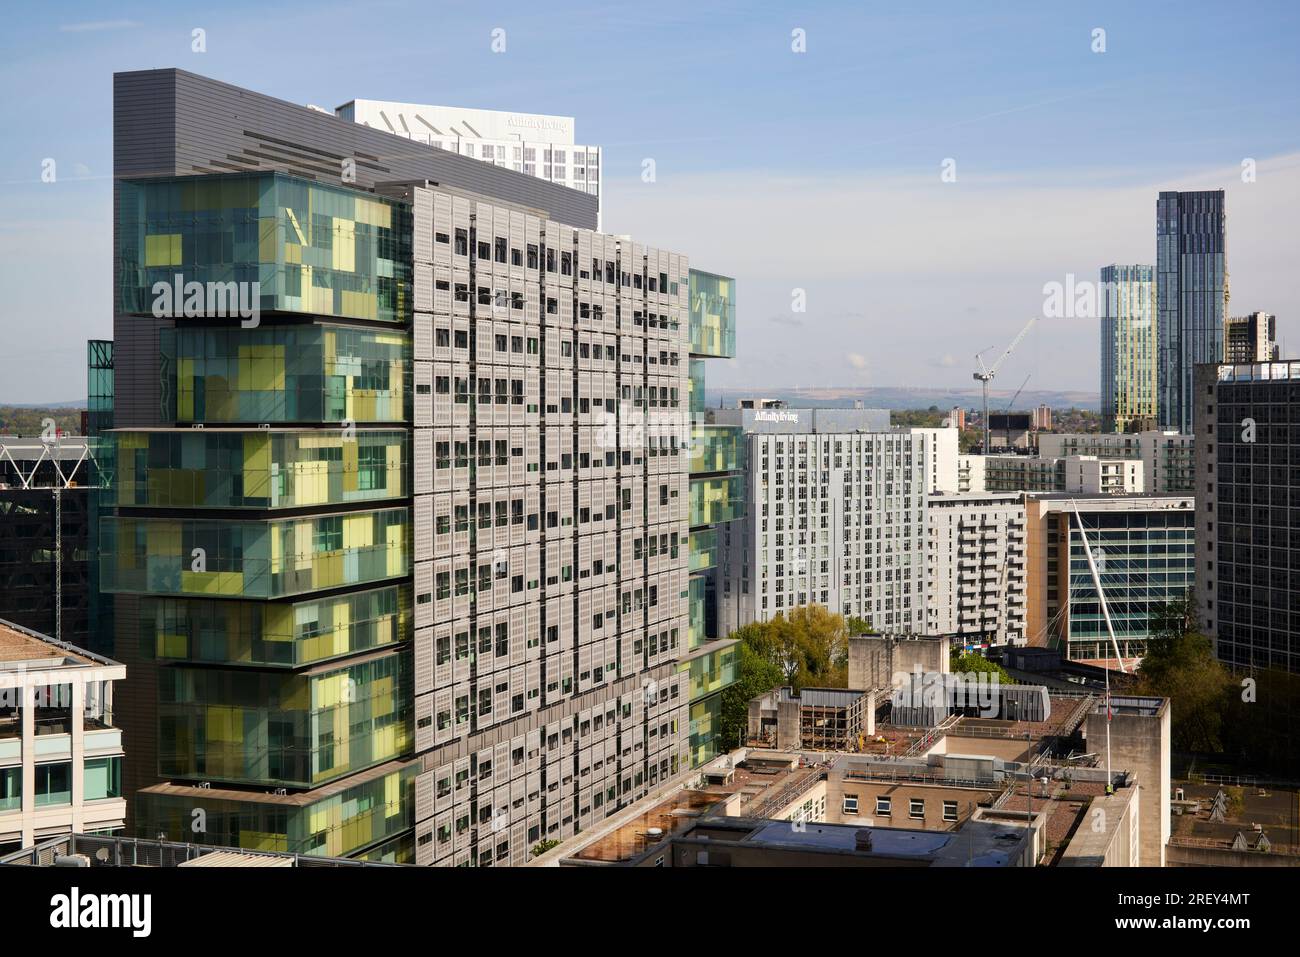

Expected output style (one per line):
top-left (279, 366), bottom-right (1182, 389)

top-left (716, 605), bottom-right (852, 751)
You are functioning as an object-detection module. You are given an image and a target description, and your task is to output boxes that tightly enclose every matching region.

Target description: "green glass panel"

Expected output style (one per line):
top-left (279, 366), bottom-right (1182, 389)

top-left (157, 651), bottom-right (411, 788)
top-left (689, 528), bottom-right (717, 573)
top-left (139, 584), bottom-right (410, 668)
top-left (136, 763), bottom-right (416, 858)
top-left (161, 324), bottom-right (410, 425)
top-left (690, 424), bottom-right (744, 475)
top-left (99, 509), bottom-right (409, 599)
top-left (117, 173), bottom-right (410, 324)
top-left (682, 647), bottom-right (737, 702)
top-left (685, 693), bottom-right (723, 767)
top-left (688, 269), bottom-right (736, 359)
top-left (689, 358), bottom-right (706, 418)
top-left (689, 475), bottom-right (744, 529)
top-left (115, 430), bottom-right (408, 509)
top-left (85, 757), bottom-right (123, 801)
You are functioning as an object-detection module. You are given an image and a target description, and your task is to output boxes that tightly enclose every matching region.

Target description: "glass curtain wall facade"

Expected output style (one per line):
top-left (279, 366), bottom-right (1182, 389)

top-left (108, 171), bottom-right (416, 861)
top-left (1157, 190), bottom-right (1226, 434)
top-left (682, 270), bottom-right (741, 765)
top-left (1062, 508), bottom-right (1195, 661)
top-left (1100, 264), bottom-right (1156, 433)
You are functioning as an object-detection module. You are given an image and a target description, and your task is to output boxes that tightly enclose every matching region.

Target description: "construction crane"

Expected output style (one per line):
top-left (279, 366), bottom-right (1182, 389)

top-left (973, 317), bottom-right (1037, 453)
top-left (990, 374), bottom-right (1032, 451)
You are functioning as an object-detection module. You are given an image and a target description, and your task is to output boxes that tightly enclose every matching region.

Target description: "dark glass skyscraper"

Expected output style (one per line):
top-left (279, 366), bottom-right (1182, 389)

top-left (1156, 189), bottom-right (1226, 434)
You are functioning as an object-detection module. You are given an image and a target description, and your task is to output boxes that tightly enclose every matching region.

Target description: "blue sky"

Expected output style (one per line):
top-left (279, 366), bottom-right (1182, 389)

top-left (2, 0), bottom-right (1298, 401)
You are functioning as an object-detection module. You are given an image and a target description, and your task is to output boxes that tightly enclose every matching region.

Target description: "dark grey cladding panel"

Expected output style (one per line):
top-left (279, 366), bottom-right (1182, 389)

top-left (113, 68), bottom-right (597, 230)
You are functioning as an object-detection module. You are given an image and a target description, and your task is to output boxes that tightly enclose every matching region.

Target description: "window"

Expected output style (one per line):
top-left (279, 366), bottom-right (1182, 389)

top-left (35, 762), bottom-right (72, 807)
top-left (0, 767), bottom-right (19, 812)
top-left (943, 801), bottom-right (958, 823)
top-left (84, 757), bottom-right (122, 801)
top-left (909, 798), bottom-right (925, 820)
top-left (875, 796), bottom-right (891, 817)
top-left (842, 795), bottom-right (859, 815)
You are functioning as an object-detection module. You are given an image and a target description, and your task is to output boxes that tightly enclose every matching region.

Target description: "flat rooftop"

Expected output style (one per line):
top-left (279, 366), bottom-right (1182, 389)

top-left (1171, 782), bottom-right (1300, 855)
top-left (691, 816), bottom-right (1032, 867)
top-left (0, 619), bottom-right (95, 668)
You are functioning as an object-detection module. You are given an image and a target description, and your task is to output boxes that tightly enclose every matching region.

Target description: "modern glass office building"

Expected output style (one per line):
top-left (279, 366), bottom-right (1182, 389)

top-left (108, 170), bottom-right (417, 861)
top-left (106, 68), bottom-right (721, 864)
top-left (1100, 264), bottom-right (1157, 433)
top-left (1157, 190), bottom-right (1227, 435)
top-left (1024, 494), bottom-right (1195, 663)
top-left (1196, 361), bottom-right (1300, 675)
top-left (682, 270), bottom-right (742, 765)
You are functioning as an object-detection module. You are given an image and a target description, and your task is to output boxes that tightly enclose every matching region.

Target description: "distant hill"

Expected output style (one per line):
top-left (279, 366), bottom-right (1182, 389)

top-left (707, 385), bottom-right (1100, 412)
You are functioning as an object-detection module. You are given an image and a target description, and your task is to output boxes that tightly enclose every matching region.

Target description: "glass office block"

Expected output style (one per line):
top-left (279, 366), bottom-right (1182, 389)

top-left (690, 424), bottom-right (744, 475)
top-left (100, 509), bottom-right (409, 599)
top-left (684, 647), bottom-right (737, 702)
top-left (140, 584), bottom-right (410, 668)
top-left (689, 528), bottom-right (717, 573)
top-left (689, 475), bottom-right (744, 529)
top-left (118, 173), bottom-right (410, 324)
top-left (161, 324), bottom-right (410, 424)
top-left (115, 430), bottom-right (408, 509)
top-left (157, 651), bottom-right (411, 787)
top-left (137, 763), bottom-right (416, 858)
top-left (688, 269), bottom-right (736, 359)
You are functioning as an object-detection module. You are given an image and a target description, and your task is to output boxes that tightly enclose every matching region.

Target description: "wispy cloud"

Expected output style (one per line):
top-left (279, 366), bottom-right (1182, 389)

top-left (59, 19), bottom-right (138, 33)
top-left (604, 153), bottom-right (1300, 393)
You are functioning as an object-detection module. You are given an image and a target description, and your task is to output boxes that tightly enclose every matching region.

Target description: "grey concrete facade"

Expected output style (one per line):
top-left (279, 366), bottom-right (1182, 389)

top-left (402, 183), bottom-right (692, 864)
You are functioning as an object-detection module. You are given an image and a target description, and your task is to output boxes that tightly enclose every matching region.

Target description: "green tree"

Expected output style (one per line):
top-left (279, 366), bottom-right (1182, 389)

top-left (715, 605), bottom-right (854, 751)
top-left (949, 650), bottom-right (1013, 684)
top-left (775, 604), bottom-right (849, 689)
top-left (717, 640), bottom-right (784, 752)
top-left (1132, 596), bottom-right (1232, 753)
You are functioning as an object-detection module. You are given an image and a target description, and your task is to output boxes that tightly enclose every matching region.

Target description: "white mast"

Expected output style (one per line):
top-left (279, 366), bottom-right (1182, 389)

top-left (1072, 501), bottom-right (1124, 794)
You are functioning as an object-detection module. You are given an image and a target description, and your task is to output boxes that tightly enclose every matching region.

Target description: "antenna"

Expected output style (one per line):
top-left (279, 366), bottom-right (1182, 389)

top-left (1071, 499), bottom-right (1125, 795)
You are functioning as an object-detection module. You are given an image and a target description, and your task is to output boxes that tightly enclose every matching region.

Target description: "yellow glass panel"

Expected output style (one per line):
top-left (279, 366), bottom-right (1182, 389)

top-left (343, 515), bottom-right (372, 549)
top-left (271, 522), bottom-right (283, 574)
top-left (181, 570), bottom-right (221, 594)
top-left (343, 441), bottom-right (359, 493)
top-left (243, 433), bottom-right (271, 501)
top-left (145, 234), bottom-right (182, 266)
top-left (156, 633), bottom-right (187, 658)
top-left (206, 705), bottom-right (240, 742)
top-left (264, 604), bottom-right (294, 643)
top-left (384, 772), bottom-right (399, 817)
top-left (341, 290), bottom-right (376, 320)
top-left (386, 524), bottom-right (403, 577)
top-left (239, 831), bottom-right (286, 852)
top-left (294, 523), bottom-right (312, 568)
top-left (259, 216), bottom-right (278, 263)
top-left (333, 218), bottom-right (355, 272)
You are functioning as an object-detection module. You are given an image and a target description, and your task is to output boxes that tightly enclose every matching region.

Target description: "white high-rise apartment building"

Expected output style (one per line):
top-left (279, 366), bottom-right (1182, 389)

top-left (717, 422), bottom-right (959, 636)
top-left (337, 99), bottom-right (603, 226)
top-left (924, 493), bottom-right (1027, 646)
top-left (1038, 431), bottom-right (1194, 494)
